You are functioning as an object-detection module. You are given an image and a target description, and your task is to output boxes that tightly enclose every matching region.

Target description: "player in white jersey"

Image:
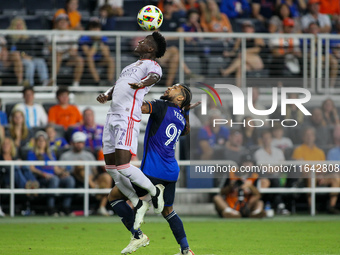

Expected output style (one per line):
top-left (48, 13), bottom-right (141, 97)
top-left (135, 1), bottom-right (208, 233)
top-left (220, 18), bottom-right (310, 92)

top-left (97, 32), bottom-right (167, 231)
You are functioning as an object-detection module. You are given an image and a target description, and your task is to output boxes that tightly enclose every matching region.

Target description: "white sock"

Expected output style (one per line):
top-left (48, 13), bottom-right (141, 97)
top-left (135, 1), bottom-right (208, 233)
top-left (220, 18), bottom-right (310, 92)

top-left (117, 163), bottom-right (157, 196)
top-left (105, 165), bottom-right (140, 207)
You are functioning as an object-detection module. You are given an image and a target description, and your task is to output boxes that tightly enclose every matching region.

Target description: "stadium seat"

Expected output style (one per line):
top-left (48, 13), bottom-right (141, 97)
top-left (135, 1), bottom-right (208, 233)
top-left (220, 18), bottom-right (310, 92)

top-left (0, 16), bottom-right (10, 29)
top-left (0, 0), bottom-right (25, 16)
top-left (114, 17), bottom-right (139, 31)
top-left (42, 102), bottom-right (56, 114)
top-left (24, 0), bottom-right (55, 15)
top-left (123, 0), bottom-right (146, 17)
top-left (23, 16), bottom-right (46, 30)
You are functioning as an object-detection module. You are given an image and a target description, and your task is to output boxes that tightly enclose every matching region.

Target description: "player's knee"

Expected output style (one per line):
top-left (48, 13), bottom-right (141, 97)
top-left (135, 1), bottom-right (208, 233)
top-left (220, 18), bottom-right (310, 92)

top-left (162, 206), bottom-right (173, 218)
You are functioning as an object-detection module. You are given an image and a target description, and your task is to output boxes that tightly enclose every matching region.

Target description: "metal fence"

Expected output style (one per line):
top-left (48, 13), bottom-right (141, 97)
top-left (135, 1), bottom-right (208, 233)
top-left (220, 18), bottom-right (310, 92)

top-left (1, 30), bottom-right (339, 93)
top-left (1, 160), bottom-right (340, 217)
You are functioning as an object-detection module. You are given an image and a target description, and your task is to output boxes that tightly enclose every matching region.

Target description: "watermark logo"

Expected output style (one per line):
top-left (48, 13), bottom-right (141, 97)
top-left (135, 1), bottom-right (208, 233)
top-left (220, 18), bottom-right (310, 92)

top-left (198, 82), bottom-right (222, 115)
top-left (197, 84), bottom-right (312, 127)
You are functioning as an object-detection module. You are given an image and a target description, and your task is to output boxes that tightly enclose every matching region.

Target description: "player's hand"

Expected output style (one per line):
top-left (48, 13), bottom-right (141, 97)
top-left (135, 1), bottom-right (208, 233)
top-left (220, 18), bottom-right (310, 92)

top-left (184, 101), bottom-right (201, 111)
top-left (97, 93), bottom-right (108, 104)
top-left (129, 82), bottom-right (144, 90)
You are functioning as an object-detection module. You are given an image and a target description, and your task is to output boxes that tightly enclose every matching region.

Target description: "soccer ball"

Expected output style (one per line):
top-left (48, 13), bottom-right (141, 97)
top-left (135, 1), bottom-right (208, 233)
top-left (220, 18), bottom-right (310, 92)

top-left (137, 5), bottom-right (163, 31)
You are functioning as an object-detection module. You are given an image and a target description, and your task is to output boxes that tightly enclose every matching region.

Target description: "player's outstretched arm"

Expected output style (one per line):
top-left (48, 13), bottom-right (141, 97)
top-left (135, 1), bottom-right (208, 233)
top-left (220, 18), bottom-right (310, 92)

top-left (129, 73), bottom-right (160, 89)
top-left (96, 86), bottom-right (115, 104)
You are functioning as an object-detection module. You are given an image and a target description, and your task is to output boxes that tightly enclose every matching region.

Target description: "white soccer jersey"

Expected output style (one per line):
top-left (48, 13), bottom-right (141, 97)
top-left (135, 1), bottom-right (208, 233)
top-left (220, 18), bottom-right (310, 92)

top-left (108, 59), bottom-right (162, 121)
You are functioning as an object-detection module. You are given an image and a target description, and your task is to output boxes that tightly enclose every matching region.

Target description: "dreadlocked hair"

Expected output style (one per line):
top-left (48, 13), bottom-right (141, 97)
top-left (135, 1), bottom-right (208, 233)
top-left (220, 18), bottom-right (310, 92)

top-left (180, 84), bottom-right (192, 109)
top-left (152, 31), bottom-right (166, 58)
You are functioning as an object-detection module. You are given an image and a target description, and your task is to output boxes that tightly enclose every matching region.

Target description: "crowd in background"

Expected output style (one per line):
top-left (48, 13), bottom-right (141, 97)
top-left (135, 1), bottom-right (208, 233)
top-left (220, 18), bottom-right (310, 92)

top-left (193, 87), bottom-right (340, 216)
top-left (0, 0), bottom-right (339, 87)
top-left (0, 0), bottom-right (340, 216)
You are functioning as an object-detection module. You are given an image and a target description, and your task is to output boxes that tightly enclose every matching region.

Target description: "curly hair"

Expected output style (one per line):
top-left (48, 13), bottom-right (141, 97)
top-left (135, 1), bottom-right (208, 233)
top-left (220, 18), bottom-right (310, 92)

top-left (152, 31), bottom-right (166, 58)
top-left (180, 84), bottom-right (192, 108)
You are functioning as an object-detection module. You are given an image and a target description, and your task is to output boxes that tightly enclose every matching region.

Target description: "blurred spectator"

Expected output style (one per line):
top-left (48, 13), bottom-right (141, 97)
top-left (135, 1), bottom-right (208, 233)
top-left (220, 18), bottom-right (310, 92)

top-left (72, 108), bottom-right (103, 153)
top-left (59, 132), bottom-right (112, 216)
top-left (308, 108), bottom-right (331, 147)
top-left (327, 125), bottom-right (340, 160)
top-left (279, 0), bottom-right (306, 17)
top-left (292, 127), bottom-right (340, 214)
top-left (158, 0), bottom-right (186, 17)
top-left (198, 109), bottom-right (229, 160)
top-left (307, 22), bottom-right (338, 88)
top-left (98, 4), bottom-right (117, 30)
top-left (13, 87), bottom-right (48, 128)
top-left (97, 0), bottom-right (124, 16)
top-left (213, 154), bottom-right (264, 218)
top-left (7, 17), bottom-right (50, 87)
top-left (79, 18), bottom-right (115, 85)
top-left (292, 126), bottom-right (325, 161)
top-left (331, 19), bottom-right (340, 64)
top-left (48, 87), bottom-right (83, 130)
top-left (177, 9), bottom-right (203, 45)
top-left (6, 109), bottom-right (33, 148)
top-left (46, 125), bottom-right (69, 155)
top-left (254, 130), bottom-right (290, 215)
top-left (28, 131), bottom-right (75, 216)
top-left (319, 0), bottom-right (340, 21)
top-left (220, 0), bottom-right (250, 19)
top-left (240, 116), bottom-right (259, 148)
top-left (0, 99), bottom-right (8, 126)
top-left (254, 130), bottom-right (285, 163)
top-left (156, 1), bottom-right (196, 86)
top-left (236, 88), bottom-right (269, 125)
top-left (0, 35), bottom-right (23, 85)
top-left (0, 124), bottom-right (4, 143)
top-left (50, 14), bottom-right (84, 87)
top-left (182, 0), bottom-right (201, 12)
top-left (54, 0), bottom-right (83, 30)
top-left (301, 0), bottom-right (331, 33)
top-left (271, 124), bottom-right (293, 151)
top-left (269, 4), bottom-right (301, 33)
top-left (251, 0), bottom-right (276, 24)
top-left (224, 130), bottom-right (246, 163)
top-left (200, 0), bottom-right (233, 33)
top-left (269, 18), bottom-right (301, 77)
top-left (0, 137), bottom-right (39, 189)
top-left (322, 98), bottom-right (340, 126)
top-left (221, 21), bottom-right (264, 87)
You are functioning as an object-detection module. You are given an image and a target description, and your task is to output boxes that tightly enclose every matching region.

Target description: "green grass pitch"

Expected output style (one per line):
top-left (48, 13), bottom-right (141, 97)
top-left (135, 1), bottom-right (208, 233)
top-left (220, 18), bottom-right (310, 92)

top-left (0, 216), bottom-right (339, 255)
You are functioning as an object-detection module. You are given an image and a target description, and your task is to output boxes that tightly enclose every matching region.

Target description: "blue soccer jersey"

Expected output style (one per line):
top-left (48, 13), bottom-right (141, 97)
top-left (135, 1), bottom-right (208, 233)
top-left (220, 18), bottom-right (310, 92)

top-left (141, 99), bottom-right (186, 182)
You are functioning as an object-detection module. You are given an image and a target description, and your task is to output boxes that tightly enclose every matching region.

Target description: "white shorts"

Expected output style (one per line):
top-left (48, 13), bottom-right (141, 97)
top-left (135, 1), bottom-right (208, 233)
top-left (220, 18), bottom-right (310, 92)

top-left (102, 114), bottom-right (140, 156)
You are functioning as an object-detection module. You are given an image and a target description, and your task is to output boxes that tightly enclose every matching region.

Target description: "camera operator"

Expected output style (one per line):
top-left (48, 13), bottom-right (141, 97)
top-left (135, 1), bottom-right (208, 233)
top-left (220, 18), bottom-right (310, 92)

top-left (213, 154), bottom-right (265, 218)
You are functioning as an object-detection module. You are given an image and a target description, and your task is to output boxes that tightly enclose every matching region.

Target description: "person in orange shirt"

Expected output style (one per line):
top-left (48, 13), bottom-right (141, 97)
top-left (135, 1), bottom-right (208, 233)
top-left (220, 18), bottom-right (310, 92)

top-left (292, 127), bottom-right (340, 214)
top-left (200, 0), bottom-right (233, 33)
top-left (48, 87), bottom-right (83, 130)
top-left (213, 154), bottom-right (264, 218)
top-left (54, 0), bottom-right (82, 30)
top-left (319, 0), bottom-right (340, 21)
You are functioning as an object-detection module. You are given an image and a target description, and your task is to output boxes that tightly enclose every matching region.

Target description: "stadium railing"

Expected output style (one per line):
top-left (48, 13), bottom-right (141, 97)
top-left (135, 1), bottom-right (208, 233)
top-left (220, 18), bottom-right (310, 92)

top-left (1, 160), bottom-right (340, 217)
top-left (1, 30), bottom-right (335, 93)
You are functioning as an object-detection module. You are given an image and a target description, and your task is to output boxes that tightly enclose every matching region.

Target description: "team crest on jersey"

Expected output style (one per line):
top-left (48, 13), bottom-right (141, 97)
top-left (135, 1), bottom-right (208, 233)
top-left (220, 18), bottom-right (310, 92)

top-left (135, 61), bottom-right (143, 66)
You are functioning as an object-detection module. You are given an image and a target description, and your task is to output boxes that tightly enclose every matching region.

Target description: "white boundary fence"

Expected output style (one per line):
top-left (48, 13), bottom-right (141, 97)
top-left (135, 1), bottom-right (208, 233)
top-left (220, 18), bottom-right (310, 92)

top-left (1, 160), bottom-right (340, 217)
top-left (0, 30), bottom-right (324, 92)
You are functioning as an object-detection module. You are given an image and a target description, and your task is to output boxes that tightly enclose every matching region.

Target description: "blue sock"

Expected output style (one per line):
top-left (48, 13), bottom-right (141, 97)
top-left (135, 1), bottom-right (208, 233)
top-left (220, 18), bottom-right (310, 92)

top-left (109, 199), bottom-right (142, 239)
top-left (164, 211), bottom-right (189, 252)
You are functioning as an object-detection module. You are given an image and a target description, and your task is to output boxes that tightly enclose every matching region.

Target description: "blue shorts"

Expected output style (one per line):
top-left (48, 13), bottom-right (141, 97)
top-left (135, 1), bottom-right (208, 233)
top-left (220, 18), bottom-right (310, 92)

top-left (132, 175), bottom-right (176, 207)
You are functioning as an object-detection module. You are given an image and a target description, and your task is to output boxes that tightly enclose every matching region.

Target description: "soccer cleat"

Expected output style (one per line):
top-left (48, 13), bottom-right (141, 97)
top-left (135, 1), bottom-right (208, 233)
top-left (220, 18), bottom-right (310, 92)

top-left (152, 184), bottom-right (165, 214)
top-left (121, 234), bottom-right (150, 254)
top-left (174, 248), bottom-right (195, 255)
top-left (133, 200), bottom-right (150, 230)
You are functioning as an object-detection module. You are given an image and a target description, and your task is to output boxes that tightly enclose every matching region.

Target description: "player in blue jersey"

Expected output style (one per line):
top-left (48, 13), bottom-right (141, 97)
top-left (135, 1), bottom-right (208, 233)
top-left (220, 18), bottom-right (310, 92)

top-left (108, 84), bottom-right (198, 255)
